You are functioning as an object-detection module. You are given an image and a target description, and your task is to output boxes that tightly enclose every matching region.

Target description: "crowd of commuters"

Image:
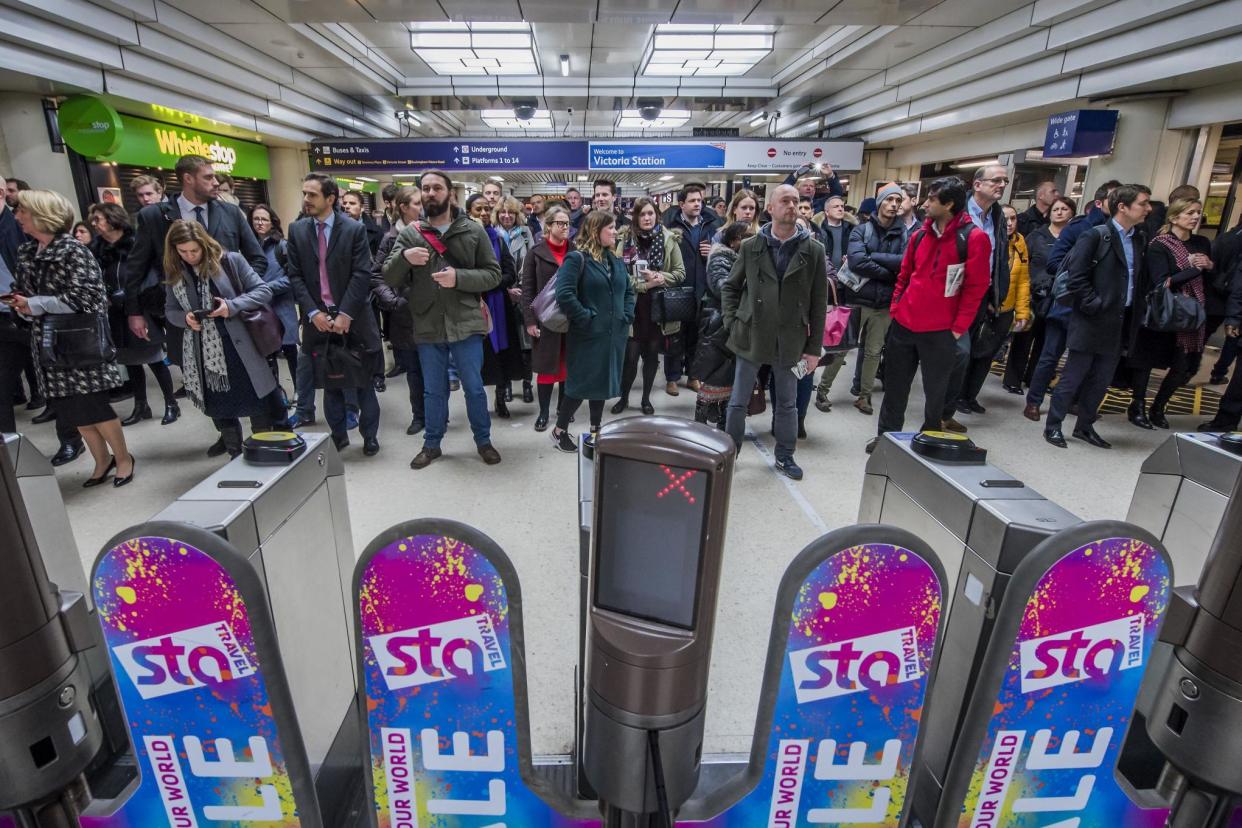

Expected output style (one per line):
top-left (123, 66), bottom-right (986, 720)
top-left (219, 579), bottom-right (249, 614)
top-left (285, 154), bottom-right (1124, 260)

top-left (3, 156), bottom-right (1242, 486)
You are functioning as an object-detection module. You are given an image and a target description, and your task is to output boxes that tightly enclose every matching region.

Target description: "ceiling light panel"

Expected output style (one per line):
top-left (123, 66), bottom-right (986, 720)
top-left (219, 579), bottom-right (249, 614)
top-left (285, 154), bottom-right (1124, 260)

top-left (410, 22), bottom-right (540, 76)
top-left (617, 108), bottom-right (691, 129)
top-left (642, 24), bottom-right (774, 78)
top-left (481, 109), bottom-right (554, 129)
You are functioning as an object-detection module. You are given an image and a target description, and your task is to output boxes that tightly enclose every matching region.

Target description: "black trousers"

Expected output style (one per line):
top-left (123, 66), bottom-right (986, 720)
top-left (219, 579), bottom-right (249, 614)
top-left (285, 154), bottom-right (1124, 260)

top-left (1131, 351), bottom-right (1200, 414)
top-left (557, 396), bottom-right (604, 431)
top-left (620, 336), bottom-right (661, 402)
top-left (961, 310), bottom-right (1016, 404)
top-left (1047, 349), bottom-right (1121, 431)
top-left (1004, 316), bottom-right (1046, 388)
top-left (0, 338), bottom-right (30, 434)
top-left (664, 325), bottom-right (697, 382)
top-left (877, 321), bottom-right (959, 435)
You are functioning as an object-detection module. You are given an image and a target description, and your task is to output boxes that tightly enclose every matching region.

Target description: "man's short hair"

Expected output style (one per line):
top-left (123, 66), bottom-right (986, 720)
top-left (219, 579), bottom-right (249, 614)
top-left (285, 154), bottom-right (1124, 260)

top-left (824, 195), bottom-right (845, 207)
top-left (927, 176), bottom-right (969, 215)
top-left (5, 177), bottom-right (31, 192)
top-left (973, 165), bottom-right (1005, 183)
top-left (566, 186), bottom-right (580, 196)
top-left (678, 183), bottom-right (705, 203)
top-left (901, 183), bottom-right (919, 199)
top-left (799, 196), bottom-right (813, 204)
top-left (340, 190), bottom-right (363, 204)
top-left (130, 174), bottom-right (164, 195)
top-left (418, 170), bottom-right (453, 191)
top-left (592, 179), bottom-right (616, 196)
top-left (303, 172), bottom-right (339, 205)
top-left (1093, 179), bottom-right (1122, 204)
top-left (174, 154), bottom-right (212, 183)
top-left (381, 183), bottom-right (398, 202)
top-left (1110, 184), bottom-right (1147, 214)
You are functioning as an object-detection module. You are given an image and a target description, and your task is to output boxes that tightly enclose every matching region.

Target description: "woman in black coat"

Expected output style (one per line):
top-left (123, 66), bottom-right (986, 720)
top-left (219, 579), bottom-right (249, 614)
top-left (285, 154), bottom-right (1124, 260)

top-left (88, 202), bottom-right (178, 427)
top-left (519, 205), bottom-right (575, 431)
top-left (1128, 198), bottom-right (1213, 429)
top-left (370, 185), bottom-right (425, 435)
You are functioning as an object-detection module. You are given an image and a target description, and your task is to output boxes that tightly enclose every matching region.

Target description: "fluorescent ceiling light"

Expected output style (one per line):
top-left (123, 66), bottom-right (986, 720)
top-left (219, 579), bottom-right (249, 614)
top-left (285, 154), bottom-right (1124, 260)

top-left (560, 54), bottom-right (570, 76)
top-left (481, 108), bottom-right (553, 129)
top-left (659, 175), bottom-right (675, 181)
top-left (411, 22), bottom-right (540, 76)
top-left (617, 109), bottom-right (691, 129)
top-left (953, 158), bottom-right (1001, 169)
top-left (642, 24), bottom-right (773, 79)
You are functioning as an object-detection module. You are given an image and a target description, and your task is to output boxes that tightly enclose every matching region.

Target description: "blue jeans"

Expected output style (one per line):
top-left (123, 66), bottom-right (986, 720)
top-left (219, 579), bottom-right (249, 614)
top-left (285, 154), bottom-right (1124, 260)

top-left (727, 356), bottom-right (798, 461)
top-left (1026, 317), bottom-right (1069, 409)
top-left (418, 336), bottom-right (491, 450)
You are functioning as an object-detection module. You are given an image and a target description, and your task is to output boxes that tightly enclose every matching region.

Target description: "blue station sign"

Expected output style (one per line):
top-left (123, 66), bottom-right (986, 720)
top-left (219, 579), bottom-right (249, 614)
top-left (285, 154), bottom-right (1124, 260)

top-left (588, 141), bottom-right (727, 170)
top-left (1043, 109), bottom-right (1120, 158)
top-left (311, 139), bottom-right (588, 172)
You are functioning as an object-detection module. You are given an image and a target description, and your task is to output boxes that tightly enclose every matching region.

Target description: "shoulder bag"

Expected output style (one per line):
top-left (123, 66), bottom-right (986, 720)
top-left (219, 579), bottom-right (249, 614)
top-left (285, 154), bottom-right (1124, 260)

top-left (1145, 283), bottom-right (1206, 333)
top-left (822, 278), bottom-right (858, 352)
top-left (222, 254), bottom-right (284, 357)
top-left (651, 284), bottom-right (698, 325)
top-left (531, 250), bottom-right (581, 334)
top-left (39, 311), bottom-right (116, 369)
top-left (834, 222), bottom-right (873, 292)
top-left (311, 332), bottom-right (371, 390)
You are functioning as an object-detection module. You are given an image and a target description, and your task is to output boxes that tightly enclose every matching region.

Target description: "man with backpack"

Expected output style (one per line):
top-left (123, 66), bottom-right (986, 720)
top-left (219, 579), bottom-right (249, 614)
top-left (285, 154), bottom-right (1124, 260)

top-left (1044, 184), bottom-right (1151, 449)
top-left (869, 177), bottom-right (990, 453)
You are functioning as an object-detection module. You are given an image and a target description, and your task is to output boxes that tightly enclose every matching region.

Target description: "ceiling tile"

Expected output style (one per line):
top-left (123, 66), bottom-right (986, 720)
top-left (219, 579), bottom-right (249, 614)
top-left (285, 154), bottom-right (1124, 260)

top-left (818, 0), bottom-right (942, 25)
top-left (343, 22), bottom-right (413, 49)
top-left (438, 0), bottom-right (524, 21)
top-left (251, 0), bottom-right (374, 22)
top-left (828, 24), bottom-right (971, 70)
top-left (213, 22), bottom-right (349, 67)
top-left (747, 0), bottom-right (845, 26)
top-left (519, 0), bottom-right (599, 22)
top-left (670, 0), bottom-right (757, 23)
top-left (159, 0), bottom-right (277, 24)
top-left (907, 0), bottom-right (1034, 26)
top-left (353, 0), bottom-right (447, 21)
top-left (597, 0), bottom-right (674, 24)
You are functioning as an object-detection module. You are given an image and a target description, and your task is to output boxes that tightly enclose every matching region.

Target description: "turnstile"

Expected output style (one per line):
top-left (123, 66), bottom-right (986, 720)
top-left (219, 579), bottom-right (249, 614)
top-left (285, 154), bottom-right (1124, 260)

top-left (1127, 431), bottom-right (1242, 584)
top-left (4, 432), bottom-right (86, 600)
top-left (859, 432), bottom-right (1081, 826)
top-left (147, 432), bottom-right (361, 824)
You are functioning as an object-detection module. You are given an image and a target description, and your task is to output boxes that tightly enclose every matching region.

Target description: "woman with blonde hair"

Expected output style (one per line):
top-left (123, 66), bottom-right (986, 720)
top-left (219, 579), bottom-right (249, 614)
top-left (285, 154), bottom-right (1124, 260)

top-left (712, 189), bottom-right (760, 243)
top-left (520, 204), bottom-right (576, 430)
top-left (550, 210), bottom-right (634, 451)
top-left (4, 190), bottom-right (134, 486)
top-left (163, 219), bottom-right (288, 458)
top-left (495, 194), bottom-right (536, 403)
top-left (1128, 198), bottom-right (1214, 429)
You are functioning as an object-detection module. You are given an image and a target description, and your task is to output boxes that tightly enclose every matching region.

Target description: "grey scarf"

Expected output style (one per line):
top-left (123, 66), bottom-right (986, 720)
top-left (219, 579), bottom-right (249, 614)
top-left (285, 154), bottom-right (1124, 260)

top-left (172, 269), bottom-right (229, 409)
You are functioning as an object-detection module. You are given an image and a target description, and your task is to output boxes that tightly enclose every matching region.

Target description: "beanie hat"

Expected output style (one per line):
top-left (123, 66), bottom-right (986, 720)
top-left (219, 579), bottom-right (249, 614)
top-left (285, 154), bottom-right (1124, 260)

top-left (875, 183), bottom-right (904, 206)
top-left (858, 197), bottom-right (877, 216)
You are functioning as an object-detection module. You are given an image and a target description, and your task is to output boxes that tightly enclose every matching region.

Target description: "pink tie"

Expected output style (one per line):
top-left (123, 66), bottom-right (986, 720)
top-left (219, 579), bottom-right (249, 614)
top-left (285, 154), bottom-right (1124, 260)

top-left (317, 221), bottom-right (333, 306)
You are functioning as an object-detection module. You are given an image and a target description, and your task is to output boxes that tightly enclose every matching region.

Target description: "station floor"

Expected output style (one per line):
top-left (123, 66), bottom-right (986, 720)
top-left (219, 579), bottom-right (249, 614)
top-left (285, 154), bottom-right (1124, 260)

top-left (20, 357), bottom-right (1202, 759)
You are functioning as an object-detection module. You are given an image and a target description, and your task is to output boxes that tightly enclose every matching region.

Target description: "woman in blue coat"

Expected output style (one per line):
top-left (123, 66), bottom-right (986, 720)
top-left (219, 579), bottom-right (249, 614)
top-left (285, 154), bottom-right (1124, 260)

top-left (550, 210), bottom-right (635, 452)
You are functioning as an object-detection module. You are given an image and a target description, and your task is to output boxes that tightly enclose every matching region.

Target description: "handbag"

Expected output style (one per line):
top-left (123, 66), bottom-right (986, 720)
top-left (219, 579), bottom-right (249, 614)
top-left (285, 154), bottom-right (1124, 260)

top-left (222, 255), bottom-right (284, 357)
top-left (746, 378), bottom-right (767, 416)
top-left (822, 279), bottom-right (856, 349)
top-left (39, 312), bottom-right (116, 369)
top-left (532, 251), bottom-right (583, 334)
top-left (651, 285), bottom-right (699, 325)
top-left (311, 333), bottom-right (371, 389)
top-left (1144, 283), bottom-right (1205, 333)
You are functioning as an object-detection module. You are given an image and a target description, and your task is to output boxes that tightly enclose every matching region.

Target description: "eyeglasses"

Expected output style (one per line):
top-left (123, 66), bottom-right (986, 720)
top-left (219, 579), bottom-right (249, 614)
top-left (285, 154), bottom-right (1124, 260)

top-left (982, 177), bottom-right (1010, 185)
top-left (547, 220), bottom-right (570, 227)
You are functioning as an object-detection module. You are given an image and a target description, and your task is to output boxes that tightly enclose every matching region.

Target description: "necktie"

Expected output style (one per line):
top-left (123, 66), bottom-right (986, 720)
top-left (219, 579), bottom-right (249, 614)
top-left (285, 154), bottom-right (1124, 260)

top-left (193, 205), bottom-right (206, 229)
top-left (317, 221), bottom-right (333, 306)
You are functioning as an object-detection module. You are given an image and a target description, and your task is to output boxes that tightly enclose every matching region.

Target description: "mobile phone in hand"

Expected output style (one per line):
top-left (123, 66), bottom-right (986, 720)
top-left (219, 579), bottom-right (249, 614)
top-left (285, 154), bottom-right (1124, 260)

top-left (791, 359), bottom-right (809, 380)
top-left (192, 309), bottom-right (210, 321)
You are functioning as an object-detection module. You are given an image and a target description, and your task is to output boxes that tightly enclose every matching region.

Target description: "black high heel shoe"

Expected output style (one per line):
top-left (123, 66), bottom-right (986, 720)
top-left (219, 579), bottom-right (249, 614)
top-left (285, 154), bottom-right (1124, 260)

top-left (494, 393), bottom-right (511, 419)
top-left (121, 403), bottom-right (152, 426)
top-left (113, 456), bottom-right (136, 488)
top-left (83, 457), bottom-right (116, 488)
top-left (161, 402), bottom-right (180, 425)
top-left (611, 397), bottom-right (629, 415)
top-left (522, 380), bottom-right (534, 404)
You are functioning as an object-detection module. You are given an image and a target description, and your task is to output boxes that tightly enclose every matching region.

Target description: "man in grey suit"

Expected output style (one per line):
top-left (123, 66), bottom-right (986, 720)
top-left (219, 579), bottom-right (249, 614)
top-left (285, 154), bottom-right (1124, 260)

top-left (285, 173), bottom-right (382, 456)
top-left (125, 153), bottom-right (267, 457)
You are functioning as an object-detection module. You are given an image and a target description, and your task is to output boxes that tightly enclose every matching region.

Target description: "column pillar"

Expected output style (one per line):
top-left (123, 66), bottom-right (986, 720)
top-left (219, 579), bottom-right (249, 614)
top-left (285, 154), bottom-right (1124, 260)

top-left (0, 93), bottom-right (78, 217)
top-left (267, 146), bottom-right (309, 227)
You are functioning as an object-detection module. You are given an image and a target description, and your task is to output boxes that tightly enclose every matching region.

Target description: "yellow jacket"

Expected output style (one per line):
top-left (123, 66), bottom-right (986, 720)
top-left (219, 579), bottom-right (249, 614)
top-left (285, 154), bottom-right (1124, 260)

top-left (1002, 232), bottom-right (1030, 320)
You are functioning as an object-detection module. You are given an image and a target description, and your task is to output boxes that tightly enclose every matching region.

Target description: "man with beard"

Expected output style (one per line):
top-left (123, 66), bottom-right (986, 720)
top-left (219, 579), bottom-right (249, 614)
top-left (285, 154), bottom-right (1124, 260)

top-left (383, 170), bottom-right (503, 470)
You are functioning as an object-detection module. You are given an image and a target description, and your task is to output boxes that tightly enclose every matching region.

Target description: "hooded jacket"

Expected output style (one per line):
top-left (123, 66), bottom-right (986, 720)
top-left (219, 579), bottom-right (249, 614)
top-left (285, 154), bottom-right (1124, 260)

top-left (891, 211), bottom-right (991, 337)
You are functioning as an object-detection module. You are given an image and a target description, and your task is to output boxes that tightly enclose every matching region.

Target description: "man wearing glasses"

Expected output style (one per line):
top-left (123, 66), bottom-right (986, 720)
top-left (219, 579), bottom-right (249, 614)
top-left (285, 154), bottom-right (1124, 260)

top-left (940, 165), bottom-right (1011, 429)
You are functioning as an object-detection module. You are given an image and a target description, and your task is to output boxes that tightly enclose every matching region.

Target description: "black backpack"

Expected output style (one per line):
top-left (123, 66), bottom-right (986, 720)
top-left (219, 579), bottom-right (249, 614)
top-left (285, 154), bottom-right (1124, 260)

top-left (908, 222), bottom-right (975, 261)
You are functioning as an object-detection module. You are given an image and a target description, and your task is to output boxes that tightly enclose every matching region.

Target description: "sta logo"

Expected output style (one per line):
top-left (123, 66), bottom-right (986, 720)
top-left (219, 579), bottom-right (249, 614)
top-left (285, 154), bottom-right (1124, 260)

top-left (788, 626), bottom-right (922, 705)
top-left (369, 614), bottom-right (507, 692)
top-left (113, 621), bottom-right (255, 699)
top-left (1018, 614), bottom-right (1144, 694)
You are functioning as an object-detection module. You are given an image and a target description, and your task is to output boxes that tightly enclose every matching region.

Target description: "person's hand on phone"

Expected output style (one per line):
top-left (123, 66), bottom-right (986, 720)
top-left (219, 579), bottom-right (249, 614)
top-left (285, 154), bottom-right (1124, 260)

top-left (312, 312), bottom-right (334, 333)
top-left (800, 353), bottom-right (820, 372)
top-left (822, 163), bottom-right (834, 179)
top-left (526, 323), bottom-right (540, 338)
top-left (207, 297), bottom-right (231, 318)
top-left (403, 246), bottom-right (430, 267)
top-left (185, 310), bottom-right (202, 332)
top-left (128, 314), bottom-right (149, 340)
top-left (432, 267), bottom-right (457, 289)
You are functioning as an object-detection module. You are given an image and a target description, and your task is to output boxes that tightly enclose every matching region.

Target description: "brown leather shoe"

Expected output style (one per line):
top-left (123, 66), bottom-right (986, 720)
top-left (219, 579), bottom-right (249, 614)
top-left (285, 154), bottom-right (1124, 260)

top-left (665, 381), bottom-right (680, 396)
top-left (853, 396), bottom-right (873, 415)
top-left (409, 447), bottom-right (442, 469)
top-left (941, 417), bottom-right (968, 433)
top-left (688, 379), bottom-right (702, 392)
top-left (1023, 404), bottom-right (1041, 422)
top-left (478, 444), bottom-right (502, 465)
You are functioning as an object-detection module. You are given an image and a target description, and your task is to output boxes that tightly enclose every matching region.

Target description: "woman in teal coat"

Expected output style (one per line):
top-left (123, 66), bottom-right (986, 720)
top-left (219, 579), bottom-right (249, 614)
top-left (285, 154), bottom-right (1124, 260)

top-left (551, 210), bottom-right (635, 452)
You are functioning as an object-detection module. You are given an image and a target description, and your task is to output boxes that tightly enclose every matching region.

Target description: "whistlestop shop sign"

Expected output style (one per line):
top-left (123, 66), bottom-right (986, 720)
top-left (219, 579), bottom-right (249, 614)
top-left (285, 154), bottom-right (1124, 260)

top-left (311, 138), bottom-right (863, 173)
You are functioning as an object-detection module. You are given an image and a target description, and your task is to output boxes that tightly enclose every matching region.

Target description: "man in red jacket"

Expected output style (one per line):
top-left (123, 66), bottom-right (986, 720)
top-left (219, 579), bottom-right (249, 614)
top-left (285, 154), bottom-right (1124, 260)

top-left (868, 177), bottom-right (991, 453)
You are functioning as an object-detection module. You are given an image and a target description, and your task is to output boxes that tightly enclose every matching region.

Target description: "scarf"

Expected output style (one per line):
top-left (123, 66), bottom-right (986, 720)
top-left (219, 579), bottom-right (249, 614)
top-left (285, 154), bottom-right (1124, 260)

top-left (172, 268), bottom-right (229, 409)
top-left (482, 224), bottom-right (509, 353)
top-left (1153, 233), bottom-right (1205, 353)
top-left (547, 238), bottom-right (568, 266)
top-left (630, 226), bottom-right (666, 272)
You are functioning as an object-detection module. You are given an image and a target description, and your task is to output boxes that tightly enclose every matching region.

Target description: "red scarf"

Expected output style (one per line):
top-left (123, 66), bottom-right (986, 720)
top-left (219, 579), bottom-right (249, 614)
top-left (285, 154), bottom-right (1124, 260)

top-left (546, 238), bottom-right (568, 266)
top-left (1152, 233), bottom-right (1205, 353)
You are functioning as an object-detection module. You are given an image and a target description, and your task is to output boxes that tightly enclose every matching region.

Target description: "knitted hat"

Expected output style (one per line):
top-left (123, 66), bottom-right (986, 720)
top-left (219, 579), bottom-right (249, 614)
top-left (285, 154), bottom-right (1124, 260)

top-left (858, 197), bottom-right (877, 216)
top-left (875, 183), bottom-right (904, 206)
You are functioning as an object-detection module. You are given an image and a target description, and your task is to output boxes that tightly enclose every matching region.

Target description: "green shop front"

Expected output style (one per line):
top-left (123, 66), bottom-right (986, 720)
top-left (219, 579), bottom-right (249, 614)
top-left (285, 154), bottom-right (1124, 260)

top-left (57, 96), bottom-right (273, 214)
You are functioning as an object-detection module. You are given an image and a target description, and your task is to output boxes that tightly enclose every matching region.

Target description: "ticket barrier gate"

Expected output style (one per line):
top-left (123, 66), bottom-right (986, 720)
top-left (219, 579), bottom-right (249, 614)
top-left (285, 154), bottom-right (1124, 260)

top-left (859, 431), bottom-right (1081, 825)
